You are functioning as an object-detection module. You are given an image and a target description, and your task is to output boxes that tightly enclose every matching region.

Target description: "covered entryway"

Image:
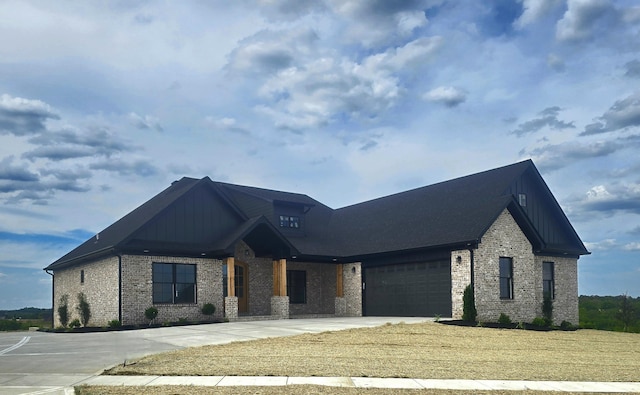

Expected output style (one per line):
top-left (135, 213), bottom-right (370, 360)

top-left (364, 260), bottom-right (452, 317)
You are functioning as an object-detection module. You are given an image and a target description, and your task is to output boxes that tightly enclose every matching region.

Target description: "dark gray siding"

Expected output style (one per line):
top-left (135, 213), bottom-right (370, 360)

top-left (132, 186), bottom-right (241, 244)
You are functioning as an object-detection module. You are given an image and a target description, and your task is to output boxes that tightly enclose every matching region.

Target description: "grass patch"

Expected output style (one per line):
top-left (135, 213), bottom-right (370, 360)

top-left (0, 318), bottom-right (50, 331)
top-left (105, 321), bottom-right (640, 382)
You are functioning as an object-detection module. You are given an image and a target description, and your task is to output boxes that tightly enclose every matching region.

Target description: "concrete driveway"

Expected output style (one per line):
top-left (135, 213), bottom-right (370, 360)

top-left (0, 316), bottom-right (431, 394)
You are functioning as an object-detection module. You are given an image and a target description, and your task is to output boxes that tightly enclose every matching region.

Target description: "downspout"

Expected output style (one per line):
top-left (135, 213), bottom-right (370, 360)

top-left (45, 269), bottom-right (54, 328)
top-left (468, 247), bottom-right (475, 289)
top-left (117, 255), bottom-right (122, 324)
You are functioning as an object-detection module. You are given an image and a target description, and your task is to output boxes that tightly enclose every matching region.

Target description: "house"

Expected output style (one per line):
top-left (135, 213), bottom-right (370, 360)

top-left (44, 160), bottom-right (589, 327)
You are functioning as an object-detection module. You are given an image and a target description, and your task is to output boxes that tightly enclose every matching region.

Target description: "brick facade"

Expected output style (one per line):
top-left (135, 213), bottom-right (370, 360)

top-left (450, 249), bottom-right (472, 319)
top-left (473, 209), bottom-right (579, 324)
top-left (120, 254), bottom-right (223, 326)
top-left (52, 256), bottom-right (119, 327)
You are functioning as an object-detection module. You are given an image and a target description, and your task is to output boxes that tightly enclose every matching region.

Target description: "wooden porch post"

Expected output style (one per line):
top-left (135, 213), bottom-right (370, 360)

top-left (273, 258), bottom-right (287, 296)
top-left (279, 258), bottom-right (287, 297)
top-left (336, 263), bottom-right (344, 297)
top-left (226, 257), bottom-right (235, 297)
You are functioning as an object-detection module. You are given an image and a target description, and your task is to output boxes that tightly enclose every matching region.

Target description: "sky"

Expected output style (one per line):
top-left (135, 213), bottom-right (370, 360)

top-left (0, 0), bottom-right (639, 310)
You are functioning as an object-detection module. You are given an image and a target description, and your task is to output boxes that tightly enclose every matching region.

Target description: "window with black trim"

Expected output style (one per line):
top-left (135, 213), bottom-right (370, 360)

top-left (543, 261), bottom-right (555, 299)
top-left (152, 263), bottom-right (196, 304)
top-left (80, 270), bottom-right (84, 284)
top-left (518, 193), bottom-right (527, 207)
top-left (287, 270), bottom-right (306, 304)
top-left (279, 215), bottom-right (300, 229)
top-left (499, 257), bottom-right (513, 299)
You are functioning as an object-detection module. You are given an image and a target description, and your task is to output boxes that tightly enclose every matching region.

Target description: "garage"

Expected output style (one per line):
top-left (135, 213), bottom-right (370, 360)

top-left (364, 260), bottom-right (452, 317)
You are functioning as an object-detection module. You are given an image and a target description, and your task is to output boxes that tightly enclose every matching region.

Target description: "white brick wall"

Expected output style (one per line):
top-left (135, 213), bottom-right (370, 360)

top-left (473, 209), bottom-right (579, 324)
top-left (52, 256), bottom-right (119, 327)
top-left (120, 254), bottom-right (223, 325)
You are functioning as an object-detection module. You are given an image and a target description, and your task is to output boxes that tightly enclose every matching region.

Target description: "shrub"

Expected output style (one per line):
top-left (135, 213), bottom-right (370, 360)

top-left (531, 317), bottom-right (547, 327)
top-left (58, 294), bottom-right (69, 328)
top-left (498, 313), bottom-right (512, 325)
top-left (77, 292), bottom-right (91, 327)
top-left (108, 319), bottom-right (122, 328)
top-left (145, 307), bottom-right (158, 326)
top-left (542, 295), bottom-right (553, 327)
top-left (560, 320), bottom-right (575, 330)
top-left (462, 284), bottom-right (477, 322)
top-left (201, 303), bottom-right (216, 316)
top-left (617, 293), bottom-right (636, 332)
top-left (69, 319), bottom-right (81, 328)
top-left (0, 319), bottom-right (22, 331)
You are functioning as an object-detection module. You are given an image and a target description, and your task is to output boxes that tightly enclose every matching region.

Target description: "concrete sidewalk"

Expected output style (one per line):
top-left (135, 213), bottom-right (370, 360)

top-left (13, 375), bottom-right (640, 394)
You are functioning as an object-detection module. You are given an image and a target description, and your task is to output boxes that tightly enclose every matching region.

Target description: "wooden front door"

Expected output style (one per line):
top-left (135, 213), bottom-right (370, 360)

top-left (235, 262), bottom-right (248, 313)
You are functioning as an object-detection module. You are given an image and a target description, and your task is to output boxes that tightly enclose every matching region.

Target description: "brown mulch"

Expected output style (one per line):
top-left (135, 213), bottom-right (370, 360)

top-left (104, 321), bottom-right (640, 382)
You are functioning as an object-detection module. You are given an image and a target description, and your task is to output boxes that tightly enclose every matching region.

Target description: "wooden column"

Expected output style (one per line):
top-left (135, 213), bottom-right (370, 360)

top-left (272, 260), bottom-right (280, 296)
top-left (225, 257), bottom-right (235, 297)
top-left (336, 264), bottom-right (344, 297)
top-left (279, 258), bottom-right (287, 297)
top-left (273, 258), bottom-right (287, 296)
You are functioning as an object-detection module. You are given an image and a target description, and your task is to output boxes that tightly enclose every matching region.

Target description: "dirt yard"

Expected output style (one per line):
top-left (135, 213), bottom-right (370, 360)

top-left (105, 321), bottom-right (640, 381)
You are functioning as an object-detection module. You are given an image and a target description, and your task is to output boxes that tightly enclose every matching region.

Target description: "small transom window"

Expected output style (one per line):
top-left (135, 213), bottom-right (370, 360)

top-left (279, 215), bottom-right (300, 228)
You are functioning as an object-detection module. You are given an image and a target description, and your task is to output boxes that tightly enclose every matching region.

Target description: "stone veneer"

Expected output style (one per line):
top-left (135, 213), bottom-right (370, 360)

top-left (473, 209), bottom-right (579, 324)
top-left (342, 262), bottom-right (363, 317)
top-left (120, 254), bottom-right (223, 326)
top-left (51, 256), bottom-right (119, 327)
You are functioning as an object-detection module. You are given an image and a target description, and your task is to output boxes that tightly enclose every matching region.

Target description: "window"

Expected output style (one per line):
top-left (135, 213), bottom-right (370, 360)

top-left (499, 257), bottom-right (513, 299)
top-left (518, 193), bottom-right (527, 207)
top-left (279, 215), bottom-right (300, 228)
top-left (287, 270), bottom-right (306, 304)
top-left (152, 263), bottom-right (196, 304)
top-left (80, 270), bottom-right (84, 284)
top-left (543, 261), bottom-right (555, 299)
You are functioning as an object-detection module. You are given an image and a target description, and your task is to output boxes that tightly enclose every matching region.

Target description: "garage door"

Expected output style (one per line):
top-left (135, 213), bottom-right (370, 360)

top-left (364, 260), bottom-right (452, 317)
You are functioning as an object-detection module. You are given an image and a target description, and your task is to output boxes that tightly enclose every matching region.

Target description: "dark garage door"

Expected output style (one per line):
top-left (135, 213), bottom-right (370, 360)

top-left (364, 260), bottom-right (452, 317)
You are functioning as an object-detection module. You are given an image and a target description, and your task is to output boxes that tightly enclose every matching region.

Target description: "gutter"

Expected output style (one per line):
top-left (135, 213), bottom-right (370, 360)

top-left (45, 269), bottom-right (54, 328)
top-left (117, 254), bottom-right (122, 324)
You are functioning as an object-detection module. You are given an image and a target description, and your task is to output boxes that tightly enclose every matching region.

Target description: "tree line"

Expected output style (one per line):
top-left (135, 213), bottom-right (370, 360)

top-left (579, 295), bottom-right (640, 333)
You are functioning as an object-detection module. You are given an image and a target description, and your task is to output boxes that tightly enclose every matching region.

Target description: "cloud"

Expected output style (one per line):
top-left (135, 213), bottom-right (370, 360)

top-left (423, 86), bottom-right (467, 107)
top-left (547, 53), bottom-right (565, 72)
top-left (128, 112), bottom-right (163, 132)
top-left (256, 36), bottom-right (441, 130)
top-left (511, 107), bottom-right (575, 137)
top-left (581, 93), bottom-right (640, 136)
top-left (514, 0), bottom-right (562, 29)
top-left (623, 242), bottom-right (640, 251)
top-left (329, 0), bottom-right (432, 47)
top-left (203, 117), bottom-right (250, 135)
top-left (226, 28), bottom-right (317, 76)
top-left (629, 226), bottom-right (640, 236)
top-left (584, 238), bottom-right (618, 251)
top-left (573, 183), bottom-right (640, 216)
top-left (256, 0), bottom-right (327, 21)
top-left (624, 60), bottom-right (640, 78)
top-left (0, 94), bottom-right (60, 136)
top-left (556, 0), bottom-right (617, 42)
top-left (25, 127), bottom-right (133, 161)
top-left (524, 135), bottom-right (640, 172)
top-left (89, 159), bottom-right (159, 177)
top-left (0, 157), bottom-right (39, 182)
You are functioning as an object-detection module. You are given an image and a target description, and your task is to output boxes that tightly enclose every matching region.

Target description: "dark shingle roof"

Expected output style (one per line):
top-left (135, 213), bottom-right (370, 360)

top-left (46, 160), bottom-right (588, 270)
top-left (325, 160), bottom-right (532, 257)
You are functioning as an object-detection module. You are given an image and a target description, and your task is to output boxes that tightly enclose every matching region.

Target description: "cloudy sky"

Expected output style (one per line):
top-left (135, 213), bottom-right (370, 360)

top-left (1, 0), bottom-right (639, 310)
